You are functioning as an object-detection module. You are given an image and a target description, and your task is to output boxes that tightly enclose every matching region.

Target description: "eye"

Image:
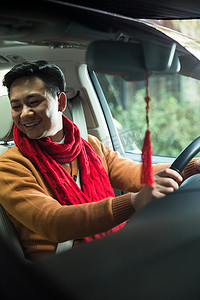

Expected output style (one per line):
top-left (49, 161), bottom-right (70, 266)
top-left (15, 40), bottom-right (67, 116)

top-left (30, 99), bottom-right (40, 106)
top-left (11, 104), bottom-right (22, 111)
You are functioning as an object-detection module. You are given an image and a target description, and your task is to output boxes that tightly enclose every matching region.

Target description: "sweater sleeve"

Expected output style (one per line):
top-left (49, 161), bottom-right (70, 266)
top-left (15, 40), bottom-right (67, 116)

top-left (181, 157), bottom-right (199, 179)
top-left (88, 135), bottom-right (170, 192)
top-left (88, 135), bottom-right (200, 192)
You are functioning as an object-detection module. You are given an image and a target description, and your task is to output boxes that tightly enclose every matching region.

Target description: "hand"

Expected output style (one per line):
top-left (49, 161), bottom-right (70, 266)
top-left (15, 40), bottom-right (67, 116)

top-left (132, 168), bottom-right (183, 211)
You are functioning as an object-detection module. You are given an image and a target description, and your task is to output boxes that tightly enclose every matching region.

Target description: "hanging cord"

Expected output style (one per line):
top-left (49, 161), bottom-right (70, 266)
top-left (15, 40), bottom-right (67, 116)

top-left (141, 70), bottom-right (155, 186)
top-left (145, 70), bottom-right (150, 130)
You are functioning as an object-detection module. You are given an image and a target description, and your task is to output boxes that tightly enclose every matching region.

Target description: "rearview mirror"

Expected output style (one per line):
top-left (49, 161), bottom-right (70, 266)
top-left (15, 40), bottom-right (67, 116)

top-left (86, 40), bottom-right (180, 81)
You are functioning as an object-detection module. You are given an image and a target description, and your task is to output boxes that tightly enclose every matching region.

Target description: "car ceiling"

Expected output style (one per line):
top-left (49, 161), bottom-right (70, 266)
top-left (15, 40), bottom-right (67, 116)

top-left (0, 1), bottom-right (200, 80)
top-left (54, 0), bottom-right (200, 19)
top-left (1, 0), bottom-right (200, 44)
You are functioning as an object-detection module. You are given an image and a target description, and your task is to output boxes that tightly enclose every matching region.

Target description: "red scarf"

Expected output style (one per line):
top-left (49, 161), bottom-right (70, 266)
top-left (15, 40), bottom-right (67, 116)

top-left (13, 115), bottom-right (124, 241)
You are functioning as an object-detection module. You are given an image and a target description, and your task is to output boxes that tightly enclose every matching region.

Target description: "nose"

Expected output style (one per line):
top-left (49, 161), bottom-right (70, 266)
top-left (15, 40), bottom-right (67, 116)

top-left (20, 105), bottom-right (34, 119)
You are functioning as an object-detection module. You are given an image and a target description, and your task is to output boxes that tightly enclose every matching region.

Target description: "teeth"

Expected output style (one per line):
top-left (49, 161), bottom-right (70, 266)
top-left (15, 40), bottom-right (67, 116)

top-left (24, 122), bottom-right (40, 127)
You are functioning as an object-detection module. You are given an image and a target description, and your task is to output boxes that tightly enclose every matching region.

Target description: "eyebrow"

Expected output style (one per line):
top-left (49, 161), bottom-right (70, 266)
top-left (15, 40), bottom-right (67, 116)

top-left (10, 93), bottom-right (43, 104)
top-left (10, 99), bottom-right (19, 104)
top-left (27, 93), bottom-right (43, 99)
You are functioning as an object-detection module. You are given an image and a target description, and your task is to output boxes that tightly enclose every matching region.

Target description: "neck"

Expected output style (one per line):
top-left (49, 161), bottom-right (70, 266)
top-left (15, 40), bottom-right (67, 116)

top-left (49, 128), bottom-right (64, 143)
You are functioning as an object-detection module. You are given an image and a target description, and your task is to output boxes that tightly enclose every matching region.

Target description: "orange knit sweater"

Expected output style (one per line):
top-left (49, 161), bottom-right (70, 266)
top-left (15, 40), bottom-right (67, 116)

top-left (0, 135), bottom-right (198, 261)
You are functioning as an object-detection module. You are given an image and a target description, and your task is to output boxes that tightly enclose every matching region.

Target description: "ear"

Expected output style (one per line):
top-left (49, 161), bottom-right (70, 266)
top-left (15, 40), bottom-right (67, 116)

top-left (58, 92), bottom-right (67, 112)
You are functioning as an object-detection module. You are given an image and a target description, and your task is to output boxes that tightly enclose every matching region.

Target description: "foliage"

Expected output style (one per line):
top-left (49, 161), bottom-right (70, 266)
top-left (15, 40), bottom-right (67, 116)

top-left (109, 86), bottom-right (200, 157)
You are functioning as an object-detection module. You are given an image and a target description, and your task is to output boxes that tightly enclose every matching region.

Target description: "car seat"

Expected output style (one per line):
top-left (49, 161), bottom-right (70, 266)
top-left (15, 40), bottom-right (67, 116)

top-left (0, 94), bottom-right (26, 260)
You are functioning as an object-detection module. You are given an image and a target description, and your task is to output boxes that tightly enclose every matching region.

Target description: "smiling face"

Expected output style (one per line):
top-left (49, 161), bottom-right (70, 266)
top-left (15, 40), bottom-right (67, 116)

top-left (9, 76), bottom-right (67, 142)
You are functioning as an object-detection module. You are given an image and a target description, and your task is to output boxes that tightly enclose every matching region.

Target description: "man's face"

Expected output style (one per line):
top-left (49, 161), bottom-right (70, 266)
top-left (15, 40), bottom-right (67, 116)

top-left (9, 76), bottom-right (65, 142)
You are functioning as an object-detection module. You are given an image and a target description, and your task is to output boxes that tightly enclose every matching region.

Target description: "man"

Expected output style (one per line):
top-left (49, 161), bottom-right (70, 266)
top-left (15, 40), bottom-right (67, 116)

top-left (0, 60), bottom-right (198, 261)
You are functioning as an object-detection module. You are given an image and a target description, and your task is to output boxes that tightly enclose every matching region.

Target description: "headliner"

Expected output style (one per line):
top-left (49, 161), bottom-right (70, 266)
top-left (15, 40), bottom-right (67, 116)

top-left (53, 0), bottom-right (200, 19)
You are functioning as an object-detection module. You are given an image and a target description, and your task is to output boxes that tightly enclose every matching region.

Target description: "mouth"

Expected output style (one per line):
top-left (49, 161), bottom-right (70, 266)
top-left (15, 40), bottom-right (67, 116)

top-left (22, 121), bottom-right (41, 128)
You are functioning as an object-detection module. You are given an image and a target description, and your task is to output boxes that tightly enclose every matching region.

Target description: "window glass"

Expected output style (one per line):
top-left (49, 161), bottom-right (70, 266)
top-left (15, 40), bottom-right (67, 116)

top-left (96, 72), bottom-right (200, 157)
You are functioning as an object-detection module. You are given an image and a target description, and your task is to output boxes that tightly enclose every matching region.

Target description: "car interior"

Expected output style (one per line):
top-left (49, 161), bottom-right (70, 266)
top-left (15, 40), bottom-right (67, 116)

top-left (1, 1), bottom-right (200, 299)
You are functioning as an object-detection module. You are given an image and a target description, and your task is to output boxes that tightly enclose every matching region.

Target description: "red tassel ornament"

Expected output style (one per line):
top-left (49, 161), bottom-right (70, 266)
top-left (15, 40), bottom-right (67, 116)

top-left (141, 71), bottom-right (155, 186)
top-left (141, 129), bottom-right (154, 185)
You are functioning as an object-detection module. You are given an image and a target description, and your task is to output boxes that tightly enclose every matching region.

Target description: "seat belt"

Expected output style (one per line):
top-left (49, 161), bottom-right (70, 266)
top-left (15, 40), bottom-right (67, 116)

top-left (56, 94), bottom-right (88, 254)
top-left (71, 93), bottom-right (88, 141)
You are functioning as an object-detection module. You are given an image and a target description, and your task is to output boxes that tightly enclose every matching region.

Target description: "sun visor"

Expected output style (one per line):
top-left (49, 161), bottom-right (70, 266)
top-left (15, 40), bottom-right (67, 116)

top-left (179, 54), bottom-right (200, 80)
top-left (86, 40), bottom-right (180, 81)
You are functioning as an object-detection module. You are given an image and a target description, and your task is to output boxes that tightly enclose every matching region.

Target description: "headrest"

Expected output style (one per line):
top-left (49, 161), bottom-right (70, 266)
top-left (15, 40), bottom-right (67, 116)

top-left (0, 95), bottom-right (13, 142)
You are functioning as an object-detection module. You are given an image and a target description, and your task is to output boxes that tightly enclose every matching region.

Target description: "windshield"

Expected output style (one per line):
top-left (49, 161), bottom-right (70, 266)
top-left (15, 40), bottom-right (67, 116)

top-left (96, 71), bottom-right (200, 157)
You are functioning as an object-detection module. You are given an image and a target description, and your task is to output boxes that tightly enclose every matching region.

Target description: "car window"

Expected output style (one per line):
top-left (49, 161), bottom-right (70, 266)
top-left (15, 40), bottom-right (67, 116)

top-left (96, 72), bottom-right (200, 157)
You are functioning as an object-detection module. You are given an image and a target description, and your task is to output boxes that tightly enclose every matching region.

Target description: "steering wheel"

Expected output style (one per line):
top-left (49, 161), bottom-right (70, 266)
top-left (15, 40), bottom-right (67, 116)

top-left (170, 136), bottom-right (200, 174)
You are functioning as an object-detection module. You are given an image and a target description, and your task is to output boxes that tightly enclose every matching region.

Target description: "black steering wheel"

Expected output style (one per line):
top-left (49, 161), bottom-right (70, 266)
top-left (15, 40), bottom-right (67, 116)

top-left (170, 136), bottom-right (200, 174)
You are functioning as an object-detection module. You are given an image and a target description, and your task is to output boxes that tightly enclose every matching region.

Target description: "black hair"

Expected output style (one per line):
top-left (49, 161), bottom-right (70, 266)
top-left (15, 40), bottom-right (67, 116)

top-left (3, 60), bottom-right (66, 97)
